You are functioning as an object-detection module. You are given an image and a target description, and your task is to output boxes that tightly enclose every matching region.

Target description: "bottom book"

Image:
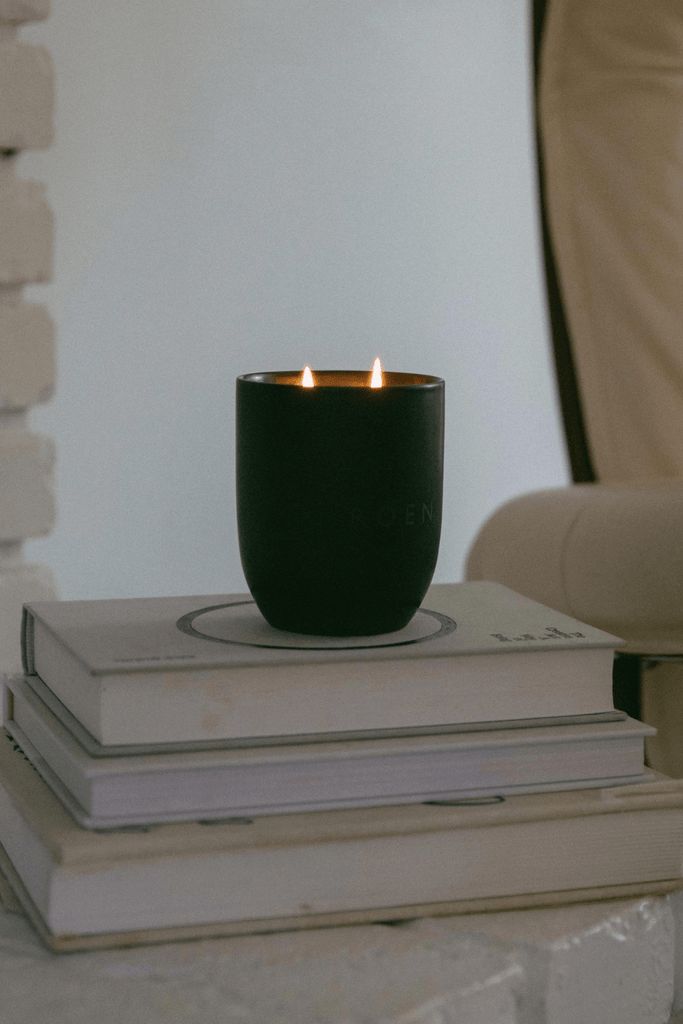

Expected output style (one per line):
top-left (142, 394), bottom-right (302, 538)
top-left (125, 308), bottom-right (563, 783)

top-left (1, 735), bottom-right (682, 952)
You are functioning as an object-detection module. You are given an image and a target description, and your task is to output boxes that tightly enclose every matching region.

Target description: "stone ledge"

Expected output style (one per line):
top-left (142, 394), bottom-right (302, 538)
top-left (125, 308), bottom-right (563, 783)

top-left (0, 911), bottom-right (522, 1024)
top-left (415, 896), bottom-right (675, 1024)
top-left (0, 895), bottom-right (675, 1023)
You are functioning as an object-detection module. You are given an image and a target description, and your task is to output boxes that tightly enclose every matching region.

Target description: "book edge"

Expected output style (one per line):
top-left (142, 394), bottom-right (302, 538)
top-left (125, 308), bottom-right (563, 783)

top-left (2, 734), bottom-right (683, 868)
top-left (10, 676), bottom-right (651, 774)
top-left (7, 716), bottom-right (651, 830)
top-left (1, 843), bottom-right (679, 954)
top-left (22, 671), bottom-right (628, 757)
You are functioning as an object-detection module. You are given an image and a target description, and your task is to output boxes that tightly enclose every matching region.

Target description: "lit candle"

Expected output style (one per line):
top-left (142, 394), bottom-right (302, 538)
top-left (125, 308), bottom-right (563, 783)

top-left (236, 362), bottom-right (444, 636)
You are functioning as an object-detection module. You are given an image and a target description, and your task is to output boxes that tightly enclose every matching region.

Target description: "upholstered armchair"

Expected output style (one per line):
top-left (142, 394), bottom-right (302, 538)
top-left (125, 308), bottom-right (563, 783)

top-left (465, 0), bottom-right (683, 774)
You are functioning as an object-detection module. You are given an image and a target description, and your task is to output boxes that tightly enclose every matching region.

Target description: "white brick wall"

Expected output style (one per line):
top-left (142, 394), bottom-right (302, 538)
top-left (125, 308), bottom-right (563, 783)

top-left (0, 1), bottom-right (49, 24)
top-left (0, 301), bottom-right (54, 408)
top-left (0, 176), bottom-right (52, 284)
top-left (0, 0), bottom-right (55, 679)
top-left (0, 428), bottom-right (55, 540)
top-left (0, 41), bottom-right (53, 149)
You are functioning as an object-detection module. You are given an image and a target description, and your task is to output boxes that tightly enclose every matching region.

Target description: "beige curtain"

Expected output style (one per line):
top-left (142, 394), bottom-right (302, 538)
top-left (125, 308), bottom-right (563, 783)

top-left (539, 0), bottom-right (683, 482)
top-left (539, 0), bottom-right (683, 773)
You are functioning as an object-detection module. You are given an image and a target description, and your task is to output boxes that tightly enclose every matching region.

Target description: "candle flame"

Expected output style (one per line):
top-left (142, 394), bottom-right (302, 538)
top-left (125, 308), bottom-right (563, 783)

top-left (301, 365), bottom-right (315, 388)
top-left (370, 357), bottom-right (383, 389)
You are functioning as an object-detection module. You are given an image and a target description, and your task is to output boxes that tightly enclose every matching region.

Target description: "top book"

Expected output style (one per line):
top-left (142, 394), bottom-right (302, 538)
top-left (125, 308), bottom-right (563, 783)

top-left (21, 581), bottom-right (621, 748)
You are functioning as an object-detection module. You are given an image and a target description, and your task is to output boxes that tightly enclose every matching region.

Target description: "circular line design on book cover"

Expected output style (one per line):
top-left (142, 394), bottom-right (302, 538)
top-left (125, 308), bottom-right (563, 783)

top-left (176, 599), bottom-right (456, 651)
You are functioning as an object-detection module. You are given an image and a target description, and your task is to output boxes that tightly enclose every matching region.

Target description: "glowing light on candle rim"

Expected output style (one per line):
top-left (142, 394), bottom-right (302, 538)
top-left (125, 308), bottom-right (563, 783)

top-left (370, 357), bottom-right (383, 389)
top-left (301, 365), bottom-right (315, 388)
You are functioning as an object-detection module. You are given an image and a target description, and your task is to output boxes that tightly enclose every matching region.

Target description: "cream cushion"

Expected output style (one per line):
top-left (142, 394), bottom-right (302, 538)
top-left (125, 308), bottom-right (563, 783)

top-left (465, 481), bottom-right (683, 656)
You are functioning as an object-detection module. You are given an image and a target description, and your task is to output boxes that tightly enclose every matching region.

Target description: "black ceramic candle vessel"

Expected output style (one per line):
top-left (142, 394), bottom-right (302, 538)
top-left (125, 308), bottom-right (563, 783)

top-left (236, 369), bottom-right (444, 636)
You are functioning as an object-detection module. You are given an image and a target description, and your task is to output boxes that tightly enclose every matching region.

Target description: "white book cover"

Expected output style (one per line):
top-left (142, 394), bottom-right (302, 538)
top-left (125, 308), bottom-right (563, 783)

top-left (21, 581), bottom-right (622, 745)
top-left (3, 676), bottom-right (650, 828)
top-left (0, 736), bottom-right (681, 951)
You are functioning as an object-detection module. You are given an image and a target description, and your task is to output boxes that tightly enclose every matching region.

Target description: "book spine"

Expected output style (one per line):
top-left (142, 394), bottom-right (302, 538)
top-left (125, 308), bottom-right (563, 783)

top-left (21, 604), bottom-right (35, 674)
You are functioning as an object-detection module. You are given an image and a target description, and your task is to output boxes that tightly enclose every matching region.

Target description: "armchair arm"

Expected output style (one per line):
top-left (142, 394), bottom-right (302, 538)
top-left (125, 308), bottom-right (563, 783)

top-left (465, 481), bottom-right (683, 656)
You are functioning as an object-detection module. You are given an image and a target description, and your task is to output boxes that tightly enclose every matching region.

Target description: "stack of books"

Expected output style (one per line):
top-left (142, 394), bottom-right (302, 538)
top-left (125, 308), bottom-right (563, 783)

top-left (1, 580), bottom-right (682, 952)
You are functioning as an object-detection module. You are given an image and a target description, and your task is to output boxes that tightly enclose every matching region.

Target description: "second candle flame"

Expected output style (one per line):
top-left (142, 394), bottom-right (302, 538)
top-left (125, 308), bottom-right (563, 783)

top-left (370, 357), bottom-right (383, 389)
top-left (301, 365), bottom-right (315, 388)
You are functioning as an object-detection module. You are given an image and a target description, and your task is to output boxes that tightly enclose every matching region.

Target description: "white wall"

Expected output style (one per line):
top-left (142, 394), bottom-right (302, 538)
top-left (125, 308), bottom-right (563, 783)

top-left (22, 0), bottom-right (568, 600)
